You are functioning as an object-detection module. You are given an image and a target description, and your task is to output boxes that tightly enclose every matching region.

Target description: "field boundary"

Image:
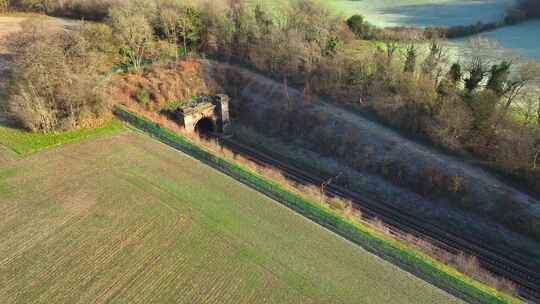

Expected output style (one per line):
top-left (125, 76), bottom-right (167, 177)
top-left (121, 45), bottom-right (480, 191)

top-left (114, 106), bottom-right (521, 304)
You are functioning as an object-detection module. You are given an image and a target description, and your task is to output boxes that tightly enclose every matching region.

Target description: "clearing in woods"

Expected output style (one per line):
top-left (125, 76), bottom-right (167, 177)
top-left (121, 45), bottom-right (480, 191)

top-left (0, 131), bottom-right (464, 304)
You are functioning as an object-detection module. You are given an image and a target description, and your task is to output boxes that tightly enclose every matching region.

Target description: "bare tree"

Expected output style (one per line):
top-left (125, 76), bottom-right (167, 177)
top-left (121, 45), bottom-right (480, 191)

top-left (537, 94), bottom-right (540, 127)
top-left (464, 57), bottom-right (489, 93)
top-left (422, 39), bottom-right (448, 88)
top-left (109, 2), bottom-right (154, 71)
top-left (385, 40), bottom-right (399, 61)
top-left (533, 142), bottom-right (540, 170)
top-left (403, 44), bottom-right (417, 73)
top-left (156, 0), bottom-right (182, 59)
top-left (16, 0), bottom-right (57, 13)
top-left (320, 172), bottom-right (342, 205)
top-left (429, 94), bottom-right (473, 150)
top-left (7, 19), bottom-right (110, 132)
top-left (496, 61), bottom-right (540, 124)
top-left (0, 0), bottom-right (9, 13)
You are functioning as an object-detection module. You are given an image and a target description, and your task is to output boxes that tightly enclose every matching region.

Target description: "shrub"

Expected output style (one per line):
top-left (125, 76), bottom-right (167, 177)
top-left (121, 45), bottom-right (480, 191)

top-left (67, 0), bottom-right (112, 20)
top-left (12, 0), bottom-right (56, 12)
top-left (346, 15), bottom-right (374, 40)
top-left (135, 88), bottom-right (151, 109)
top-left (0, 0), bottom-right (9, 12)
top-left (81, 22), bottom-right (118, 65)
top-left (6, 18), bottom-right (111, 132)
top-left (109, 1), bottom-right (155, 71)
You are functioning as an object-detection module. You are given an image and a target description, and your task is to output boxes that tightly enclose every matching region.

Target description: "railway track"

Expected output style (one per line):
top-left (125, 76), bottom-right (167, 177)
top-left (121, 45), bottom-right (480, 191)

top-left (218, 136), bottom-right (540, 303)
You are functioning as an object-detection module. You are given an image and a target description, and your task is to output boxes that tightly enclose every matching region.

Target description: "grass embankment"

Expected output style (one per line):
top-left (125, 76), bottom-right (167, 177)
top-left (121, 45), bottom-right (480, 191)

top-left (0, 120), bottom-right (125, 155)
top-left (0, 125), bottom-right (463, 303)
top-left (115, 106), bottom-right (521, 304)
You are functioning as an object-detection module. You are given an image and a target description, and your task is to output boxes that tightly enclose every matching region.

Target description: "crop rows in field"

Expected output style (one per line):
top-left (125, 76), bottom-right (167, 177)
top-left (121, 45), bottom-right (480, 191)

top-left (0, 130), bottom-right (463, 303)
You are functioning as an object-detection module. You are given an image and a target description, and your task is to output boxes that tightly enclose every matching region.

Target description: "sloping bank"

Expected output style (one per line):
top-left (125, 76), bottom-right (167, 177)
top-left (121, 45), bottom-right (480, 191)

top-left (114, 106), bottom-right (520, 304)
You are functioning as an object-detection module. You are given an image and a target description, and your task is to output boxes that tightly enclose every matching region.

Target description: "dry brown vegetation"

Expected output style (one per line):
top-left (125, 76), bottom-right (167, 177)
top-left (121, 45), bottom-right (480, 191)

top-left (5, 17), bottom-right (114, 131)
top-left (0, 16), bottom-right (29, 80)
top-left (113, 61), bottom-right (221, 111)
top-left (0, 15), bottom-right (74, 123)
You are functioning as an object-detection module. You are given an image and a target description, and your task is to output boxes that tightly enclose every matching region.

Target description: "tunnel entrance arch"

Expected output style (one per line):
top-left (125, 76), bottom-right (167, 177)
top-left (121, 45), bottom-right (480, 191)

top-left (194, 117), bottom-right (215, 135)
top-left (175, 95), bottom-right (230, 134)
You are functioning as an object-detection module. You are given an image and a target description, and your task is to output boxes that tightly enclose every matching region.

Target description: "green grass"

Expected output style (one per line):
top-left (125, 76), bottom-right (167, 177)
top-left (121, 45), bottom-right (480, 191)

top-left (0, 125), bottom-right (465, 303)
top-left (114, 106), bottom-right (522, 304)
top-left (0, 120), bottom-right (126, 155)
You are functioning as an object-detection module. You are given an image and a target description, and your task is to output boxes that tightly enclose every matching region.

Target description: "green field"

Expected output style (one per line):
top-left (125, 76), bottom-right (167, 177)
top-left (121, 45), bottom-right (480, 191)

top-left (0, 120), bottom-right (125, 155)
top-left (0, 130), bottom-right (463, 303)
top-left (324, 0), bottom-right (505, 27)
top-left (257, 0), bottom-right (539, 61)
top-left (257, 0), bottom-right (505, 26)
top-left (328, 0), bottom-right (539, 61)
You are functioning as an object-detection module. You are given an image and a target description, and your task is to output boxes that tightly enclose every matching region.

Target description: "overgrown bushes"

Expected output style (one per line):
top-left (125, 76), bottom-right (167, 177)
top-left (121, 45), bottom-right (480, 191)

top-left (8, 0), bottom-right (111, 20)
top-left (6, 18), bottom-right (112, 132)
top-left (0, 0), bottom-right (9, 13)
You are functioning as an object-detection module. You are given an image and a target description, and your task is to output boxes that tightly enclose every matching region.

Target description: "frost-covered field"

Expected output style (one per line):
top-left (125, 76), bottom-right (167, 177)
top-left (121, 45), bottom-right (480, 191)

top-left (480, 20), bottom-right (540, 61)
top-left (326, 0), bottom-right (506, 27)
top-left (324, 0), bottom-right (540, 61)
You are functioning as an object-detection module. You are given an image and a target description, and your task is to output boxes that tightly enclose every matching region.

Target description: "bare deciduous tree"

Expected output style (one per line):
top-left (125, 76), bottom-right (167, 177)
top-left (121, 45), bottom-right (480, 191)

top-left (496, 61), bottom-right (540, 125)
top-left (7, 18), bottom-right (110, 132)
top-left (0, 0), bottom-right (9, 13)
top-left (109, 1), bottom-right (154, 71)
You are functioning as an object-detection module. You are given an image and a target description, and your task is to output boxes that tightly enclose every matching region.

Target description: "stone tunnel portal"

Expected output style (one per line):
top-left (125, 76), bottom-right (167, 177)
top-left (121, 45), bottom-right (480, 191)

top-left (176, 94), bottom-right (230, 134)
top-left (194, 117), bottom-right (215, 135)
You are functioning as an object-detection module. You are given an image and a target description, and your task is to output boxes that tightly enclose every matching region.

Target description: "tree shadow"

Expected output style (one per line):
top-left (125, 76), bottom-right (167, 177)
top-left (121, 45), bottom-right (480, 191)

top-left (0, 74), bottom-right (14, 129)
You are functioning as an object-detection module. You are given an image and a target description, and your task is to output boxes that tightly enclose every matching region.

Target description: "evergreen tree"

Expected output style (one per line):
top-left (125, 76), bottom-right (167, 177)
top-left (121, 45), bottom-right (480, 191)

top-left (486, 61), bottom-right (512, 96)
top-left (465, 58), bottom-right (487, 93)
top-left (448, 63), bottom-right (463, 84)
top-left (404, 45), bottom-right (417, 73)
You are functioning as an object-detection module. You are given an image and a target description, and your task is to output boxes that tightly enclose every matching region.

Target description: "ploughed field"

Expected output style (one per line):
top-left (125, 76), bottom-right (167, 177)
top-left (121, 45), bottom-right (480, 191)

top-left (0, 131), bottom-right (463, 303)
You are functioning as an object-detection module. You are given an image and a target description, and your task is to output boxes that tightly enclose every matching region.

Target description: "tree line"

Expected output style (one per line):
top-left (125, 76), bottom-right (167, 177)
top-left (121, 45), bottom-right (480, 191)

top-left (3, 0), bottom-right (540, 219)
top-left (513, 0), bottom-right (540, 19)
